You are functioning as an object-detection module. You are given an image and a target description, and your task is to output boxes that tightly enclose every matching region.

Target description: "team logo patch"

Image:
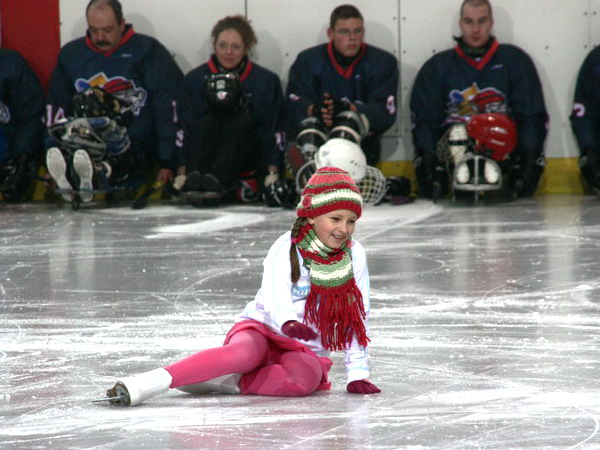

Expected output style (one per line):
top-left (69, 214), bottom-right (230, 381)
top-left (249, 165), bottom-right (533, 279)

top-left (446, 83), bottom-right (507, 125)
top-left (386, 95), bottom-right (396, 115)
top-left (75, 72), bottom-right (148, 116)
top-left (573, 103), bottom-right (586, 118)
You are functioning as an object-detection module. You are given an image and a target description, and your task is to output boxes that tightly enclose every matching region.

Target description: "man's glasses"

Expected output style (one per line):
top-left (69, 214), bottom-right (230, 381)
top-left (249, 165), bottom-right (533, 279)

top-left (334, 27), bottom-right (364, 37)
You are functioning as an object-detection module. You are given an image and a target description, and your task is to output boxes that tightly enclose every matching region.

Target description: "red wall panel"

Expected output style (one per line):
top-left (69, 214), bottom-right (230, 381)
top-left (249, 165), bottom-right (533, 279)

top-left (1, 0), bottom-right (61, 91)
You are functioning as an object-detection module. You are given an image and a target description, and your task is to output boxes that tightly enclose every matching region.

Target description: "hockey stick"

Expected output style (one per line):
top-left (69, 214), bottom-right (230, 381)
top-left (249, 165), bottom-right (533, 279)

top-left (131, 180), bottom-right (164, 209)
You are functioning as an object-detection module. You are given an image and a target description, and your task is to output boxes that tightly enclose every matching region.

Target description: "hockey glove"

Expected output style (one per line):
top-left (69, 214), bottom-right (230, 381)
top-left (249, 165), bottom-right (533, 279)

top-left (579, 147), bottom-right (600, 196)
top-left (512, 149), bottom-right (545, 197)
top-left (347, 379), bottom-right (381, 394)
top-left (414, 150), bottom-right (448, 200)
top-left (282, 320), bottom-right (318, 341)
top-left (0, 155), bottom-right (34, 202)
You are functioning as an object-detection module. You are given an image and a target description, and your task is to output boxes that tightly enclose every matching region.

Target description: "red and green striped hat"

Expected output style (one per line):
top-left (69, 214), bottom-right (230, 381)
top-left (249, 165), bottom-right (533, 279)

top-left (297, 167), bottom-right (362, 219)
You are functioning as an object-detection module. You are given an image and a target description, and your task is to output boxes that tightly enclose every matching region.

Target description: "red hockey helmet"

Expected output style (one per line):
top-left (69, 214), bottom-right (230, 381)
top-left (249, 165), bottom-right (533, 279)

top-left (467, 113), bottom-right (517, 161)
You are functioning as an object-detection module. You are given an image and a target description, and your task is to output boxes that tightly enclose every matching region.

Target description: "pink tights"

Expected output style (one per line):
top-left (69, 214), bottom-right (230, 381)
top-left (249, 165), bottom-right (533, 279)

top-left (165, 329), bottom-right (323, 397)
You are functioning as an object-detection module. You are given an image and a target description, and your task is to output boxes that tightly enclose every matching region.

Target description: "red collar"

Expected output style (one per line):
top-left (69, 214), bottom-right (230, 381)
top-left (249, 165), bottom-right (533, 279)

top-left (454, 38), bottom-right (500, 71)
top-left (86, 24), bottom-right (135, 57)
top-left (207, 57), bottom-right (253, 82)
top-left (327, 41), bottom-right (366, 80)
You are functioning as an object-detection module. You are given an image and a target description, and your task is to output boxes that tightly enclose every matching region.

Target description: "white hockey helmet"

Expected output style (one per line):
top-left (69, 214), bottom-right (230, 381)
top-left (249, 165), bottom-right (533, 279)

top-left (315, 138), bottom-right (367, 182)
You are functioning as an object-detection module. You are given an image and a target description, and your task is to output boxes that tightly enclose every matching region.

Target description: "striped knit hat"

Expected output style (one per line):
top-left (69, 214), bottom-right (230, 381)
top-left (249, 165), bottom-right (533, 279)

top-left (297, 167), bottom-right (362, 219)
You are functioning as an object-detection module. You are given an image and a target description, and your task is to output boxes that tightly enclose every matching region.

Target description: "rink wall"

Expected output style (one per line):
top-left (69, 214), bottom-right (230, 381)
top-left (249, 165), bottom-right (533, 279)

top-left (5, 0), bottom-right (600, 195)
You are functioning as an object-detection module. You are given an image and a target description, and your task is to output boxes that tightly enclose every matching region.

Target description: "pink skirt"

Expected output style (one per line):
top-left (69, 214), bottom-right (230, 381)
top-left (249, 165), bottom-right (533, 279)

top-left (225, 320), bottom-right (332, 391)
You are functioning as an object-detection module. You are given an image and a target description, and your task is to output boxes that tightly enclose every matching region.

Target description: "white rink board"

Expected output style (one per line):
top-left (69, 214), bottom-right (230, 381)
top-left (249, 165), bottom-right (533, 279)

top-left (59, 0), bottom-right (595, 160)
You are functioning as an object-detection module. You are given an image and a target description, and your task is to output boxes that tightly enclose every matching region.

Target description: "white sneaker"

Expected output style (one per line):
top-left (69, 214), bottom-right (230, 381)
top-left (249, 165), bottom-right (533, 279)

top-left (455, 163), bottom-right (470, 184)
top-left (106, 368), bottom-right (173, 407)
top-left (484, 160), bottom-right (501, 184)
top-left (46, 147), bottom-right (72, 201)
top-left (73, 150), bottom-right (94, 203)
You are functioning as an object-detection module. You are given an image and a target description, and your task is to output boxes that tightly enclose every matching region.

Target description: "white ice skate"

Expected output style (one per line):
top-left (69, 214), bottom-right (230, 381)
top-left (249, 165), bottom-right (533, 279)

top-left (176, 374), bottom-right (242, 395)
top-left (46, 147), bottom-right (73, 201)
top-left (73, 149), bottom-right (94, 203)
top-left (101, 368), bottom-right (173, 406)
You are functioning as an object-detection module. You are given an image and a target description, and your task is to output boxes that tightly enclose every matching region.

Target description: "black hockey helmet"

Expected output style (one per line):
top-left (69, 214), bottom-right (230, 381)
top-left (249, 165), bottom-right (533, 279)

top-left (72, 86), bottom-right (133, 126)
top-left (205, 72), bottom-right (243, 114)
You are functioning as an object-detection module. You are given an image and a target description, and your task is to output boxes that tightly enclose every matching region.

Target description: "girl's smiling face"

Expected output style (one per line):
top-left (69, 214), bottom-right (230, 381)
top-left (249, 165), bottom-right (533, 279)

top-left (309, 209), bottom-right (358, 249)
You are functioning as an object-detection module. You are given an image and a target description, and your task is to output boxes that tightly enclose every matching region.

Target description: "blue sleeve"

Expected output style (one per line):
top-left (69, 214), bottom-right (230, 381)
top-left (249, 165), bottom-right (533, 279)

top-left (175, 67), bottom-right (208, 166)
top-left (355, 51), bottom-right (398, 134)
top-left (508, 51), bottom-right (548, 152)
top-left (4, 52), bottom-right (44, 158)
top-left (571, 49), bottom-right (600, 153)
top-left (286, 50), bottom-right (321, 132)
top-left (253, 71), bottom-right (285, 168)
top-left (137, 40), bottom-right (183, 165)
top-left (410, 55), bottom-right (448, 155)
top-left (47, 54), bottom-right (76, 127)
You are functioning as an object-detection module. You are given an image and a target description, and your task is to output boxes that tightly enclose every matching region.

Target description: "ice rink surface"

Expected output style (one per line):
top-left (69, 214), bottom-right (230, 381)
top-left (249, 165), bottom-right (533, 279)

top-left (2, 195), bottom-right (600, 449)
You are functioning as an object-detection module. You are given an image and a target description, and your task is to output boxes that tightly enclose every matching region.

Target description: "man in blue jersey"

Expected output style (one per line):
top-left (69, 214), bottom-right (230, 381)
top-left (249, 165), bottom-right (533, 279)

top-left (286, 4), bottom-right (398, 167)
top-left (410, 0), bottom-right (548, 200)
top-left (45, 0), bottom-right (183, 202)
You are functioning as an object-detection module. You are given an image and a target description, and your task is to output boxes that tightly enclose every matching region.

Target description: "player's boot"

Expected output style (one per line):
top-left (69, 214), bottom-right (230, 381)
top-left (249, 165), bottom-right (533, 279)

top-left (105, 367), bottom-right (172, 406)
top-left (484, 160), bottom-right (501, 184)
top-left (73, 150), bottom-right (94, 203)
top-left (176, 374), bottom-right (242, 395)
top-left (455, 163), bottom-right (470, 184)
top-left (202, 173), bottom-right (224, 207)
top-left (46, 147), bottom-right (73, 202)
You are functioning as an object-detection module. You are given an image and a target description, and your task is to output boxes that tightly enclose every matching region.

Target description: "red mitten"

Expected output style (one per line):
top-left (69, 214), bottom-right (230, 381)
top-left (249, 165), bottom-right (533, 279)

top-left (282, 320), bottom-right (318, 341)
top-left (346, 379), bottom-right (381, 394)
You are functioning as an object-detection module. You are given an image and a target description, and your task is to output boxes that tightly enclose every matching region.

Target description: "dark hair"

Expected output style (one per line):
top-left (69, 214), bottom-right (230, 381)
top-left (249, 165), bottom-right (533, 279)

top-left (330, 4), bottom-right (363, 29)
top-left (211, 15), bottom-right (257, 52)
top-left (289, 217), bottom-right (308, 283)
top-left (86, 0), bottom-right (124, 23)
top-left (460, 0), bottom-right (493, 19)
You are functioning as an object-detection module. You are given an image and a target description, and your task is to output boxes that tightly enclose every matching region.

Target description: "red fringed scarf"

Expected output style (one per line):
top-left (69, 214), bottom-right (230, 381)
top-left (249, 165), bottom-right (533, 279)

top-left (293, 222), bottom-right (369, 351)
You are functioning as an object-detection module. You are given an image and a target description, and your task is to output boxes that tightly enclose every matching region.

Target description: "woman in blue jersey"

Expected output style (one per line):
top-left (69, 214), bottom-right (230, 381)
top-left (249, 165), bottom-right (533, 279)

top-left (176, 15), bottom-right (285, 207)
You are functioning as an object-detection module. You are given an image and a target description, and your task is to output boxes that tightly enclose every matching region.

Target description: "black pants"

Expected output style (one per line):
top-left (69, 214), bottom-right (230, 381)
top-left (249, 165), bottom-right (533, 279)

top-left (186, 111), bottom-right (259, 189)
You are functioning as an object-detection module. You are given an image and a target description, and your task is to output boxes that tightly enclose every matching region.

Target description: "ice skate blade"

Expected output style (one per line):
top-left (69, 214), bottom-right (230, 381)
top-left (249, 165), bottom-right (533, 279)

top-left (91, 396), bottom-right (122, 403)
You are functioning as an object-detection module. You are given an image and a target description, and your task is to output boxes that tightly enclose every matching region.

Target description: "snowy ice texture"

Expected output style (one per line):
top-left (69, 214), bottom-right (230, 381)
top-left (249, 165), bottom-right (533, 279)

top-left (3, 197), bottom-right (600, 449)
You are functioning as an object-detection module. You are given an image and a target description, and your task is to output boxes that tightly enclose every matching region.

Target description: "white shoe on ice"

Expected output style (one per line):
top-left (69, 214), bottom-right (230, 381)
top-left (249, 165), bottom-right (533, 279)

top-left (73, 149), bottom-right (94, 203)
top-left (176, 373), bottom-right (242, 395)
top-left (455, 163), bottom-right (470, 184)
top-left (105, 368), bottom-right (173, 407)
top-left (484, 160), bottom-right (501, 184)
top-left (46, 147), bottom-right (73, 202)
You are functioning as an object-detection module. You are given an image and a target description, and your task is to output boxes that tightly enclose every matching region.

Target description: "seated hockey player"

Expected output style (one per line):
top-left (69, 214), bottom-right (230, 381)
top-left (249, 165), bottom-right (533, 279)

top-left (410, 0), bottom-right (548, 201)
top-left (285, 4), bottom-right (398, 167)
top-left (45, 0), bottom-right (183, 198)
top-left (45, 86), bottom-right (140, 203)
top-left (176, 15), bottom-right (285, 207)
top-left (0, 48), bottom-right (45, 202)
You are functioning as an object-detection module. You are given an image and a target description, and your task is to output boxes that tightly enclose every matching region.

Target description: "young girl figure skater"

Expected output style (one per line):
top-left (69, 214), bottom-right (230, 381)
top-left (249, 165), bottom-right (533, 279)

top-left (103, 167), bottom-right (380, 406)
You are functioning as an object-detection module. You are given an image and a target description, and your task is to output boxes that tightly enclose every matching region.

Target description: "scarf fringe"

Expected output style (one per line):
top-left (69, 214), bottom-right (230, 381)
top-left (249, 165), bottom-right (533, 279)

top-left (304, 282), bottom-right (369, 351)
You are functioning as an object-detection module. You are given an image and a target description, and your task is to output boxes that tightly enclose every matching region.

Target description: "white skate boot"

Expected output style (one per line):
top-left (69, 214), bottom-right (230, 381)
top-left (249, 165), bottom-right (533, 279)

top-left (455, 163), bottom-right (470, 184)
top-left (105, 368), bottom-right (172, 406)
top-left (484, 160), bottom-right (501, 184)
top-left (73, 149), bottom-right (94, 203)
top-left (46, 147), bottom-right (73, 201)
top-left (176, 373), bottom-right (242, 395)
